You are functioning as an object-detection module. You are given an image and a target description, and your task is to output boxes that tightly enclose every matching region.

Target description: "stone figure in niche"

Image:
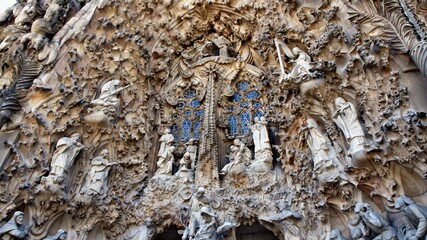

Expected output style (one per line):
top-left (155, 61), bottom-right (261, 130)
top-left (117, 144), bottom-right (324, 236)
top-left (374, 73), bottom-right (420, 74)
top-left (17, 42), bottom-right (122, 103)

top-left (189, 187), bottom-right (210, 239)
top-left (176, 152), bottom-right (193, 181)
top-left (82, 149), bottom-right (117, 196)
top-left (86, 80), bottom-right (126, 124)
top-left (249, 116), bottom-right (273, 172)
top-left (332, 97), bottom-right (366, 163)
top-left (0, 211), bottom-right (30, 239)
top-left (304, 118), bottom-right (347, 188)
top-left (354, 202), bottom-right (397, 240)
top-left (45, 133), bottom-right (83, 184)
top-left (186, 139), bottom-right (198, 171)
top-left (348, 214), bottom-right (370, 240)
top-left (328, 229), bottom-right (348, 240)
top-left (394, 195), bottom-right (427, 240)
top-left (155, 129), bottom-right (175, 176)
top-left (43, 229), bottom-right (67, 240)
top-left (220, 139), bottom-right (251, 176)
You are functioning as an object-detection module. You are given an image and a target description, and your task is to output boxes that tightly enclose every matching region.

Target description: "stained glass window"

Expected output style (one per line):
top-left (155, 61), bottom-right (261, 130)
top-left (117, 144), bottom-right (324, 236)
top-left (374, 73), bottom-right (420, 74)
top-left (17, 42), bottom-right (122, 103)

top-left (193, 120), bottom-right (201, 140)
top-left (182, 119), bottom-right (191, 142)
top-left (225, 80), bottom-right (264, 136)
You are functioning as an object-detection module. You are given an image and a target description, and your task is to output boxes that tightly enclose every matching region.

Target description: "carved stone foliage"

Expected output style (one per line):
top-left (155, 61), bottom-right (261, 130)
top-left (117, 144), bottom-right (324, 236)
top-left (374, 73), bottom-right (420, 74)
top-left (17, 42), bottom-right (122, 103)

top-left (0, 0), bottom-right (426, 239)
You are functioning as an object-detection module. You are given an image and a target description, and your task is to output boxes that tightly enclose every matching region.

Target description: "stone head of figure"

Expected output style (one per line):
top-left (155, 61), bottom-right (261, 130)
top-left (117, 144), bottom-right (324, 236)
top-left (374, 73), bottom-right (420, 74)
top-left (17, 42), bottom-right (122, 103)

top-left (334, 97), bottom-right (347, 108)
top-left (164, 128), bottom-right (171, 134)
top-left (184, 152), bottom-right (190, 159)
top-left (254, 117), bottom-right (260, 123)
top-left (100, 149), bottom-right (109, 158)
top-left (292, 47), bottom-right (302, 56)
top-left (144, 218), bottom-right (154, 227)
top-left (188, 138), bottom-right (195, 145)
top-left (260, 116), bottom-right (266, 122)
top-left (56, 229), bottom-right (67, 240)
top-left (102, 79), bottom-right (121, 93)
top-left (233, 139), bottom-right (241, 146)
top-left (13, 211), bottom-right (24, 225)
top-left (196, 187), bottom-right (205, 197)
top-left (71, 133), bottom-right (81, 141)
top-left (394, 195), bottom-right (414, 209)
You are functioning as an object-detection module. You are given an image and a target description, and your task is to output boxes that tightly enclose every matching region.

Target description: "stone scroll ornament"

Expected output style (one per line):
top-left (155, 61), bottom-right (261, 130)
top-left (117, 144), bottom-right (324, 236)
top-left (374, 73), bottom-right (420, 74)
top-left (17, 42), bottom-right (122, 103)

top-left (0, 57), bottom-right (41, 129)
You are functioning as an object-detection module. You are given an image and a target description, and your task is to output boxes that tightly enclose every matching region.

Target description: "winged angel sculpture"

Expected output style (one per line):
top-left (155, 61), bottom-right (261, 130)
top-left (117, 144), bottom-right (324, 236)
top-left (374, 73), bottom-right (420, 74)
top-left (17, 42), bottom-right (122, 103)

top-left (274, 39), bottom-right (315, 83)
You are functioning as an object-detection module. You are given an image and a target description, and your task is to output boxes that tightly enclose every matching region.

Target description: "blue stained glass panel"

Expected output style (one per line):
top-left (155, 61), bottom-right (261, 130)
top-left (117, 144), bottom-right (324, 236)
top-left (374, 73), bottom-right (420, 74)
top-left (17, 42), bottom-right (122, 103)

top-left (182, 119), bottom-right (191, 142)
top-left (229, 115), bottom-right (237, 135)
top-left (193, 120), bottom-right (201, 140)
top-left (183, 88), bottom-right (196, 98)
top-left (232, 92), bottom-right (242, 102)
top-left (255, 111), bottom-right (264, 118)
top-left (171, 124), bottom-right (179, 140)
top-left (254, 102), bottom-right (262, 108)
top-left (184, 110), bottom-right (192, 116)
top-left (190, 99), bottom-right (201, 108)
top-left (246, 90), bottom-right (260, 99)
top-left (196, 110), bottom-right (204, 116)
top-left (228, 106), bottom-right (235, 112)
top-left (241, 111), bottom-right (251, 134)
top-left (237, 81), bottom-right (250, 91)
top-left (240, 102), bottom-right (249, 108)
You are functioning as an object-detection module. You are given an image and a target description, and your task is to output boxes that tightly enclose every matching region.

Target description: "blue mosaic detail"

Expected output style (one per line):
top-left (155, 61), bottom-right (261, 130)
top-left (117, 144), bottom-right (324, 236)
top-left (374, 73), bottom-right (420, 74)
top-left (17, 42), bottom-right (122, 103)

top-left (245, 90), bottom-right (260, 100)
top-left (241, 111), bottom-right (251, 134)
top-left (232, 92), bottom-right (242, 102)
top-left (193, 120), bottom-right (201, 140)
top-left (229, 115), bottom-right (237, 135)
top-left (196, 110), bottom-right (204, 116)
top-left (170, 124), bottom-right (179, 140)
top-left (190, 99), bottom-right (201, 108)
top-left (255, 111), bottom-right (264, 118)
top-left (183, 88), bottom-right (196, 99)
top-left (237, 81), bottom-right (250, 91)
top-left (240, 102), bottom-right (250, 108)
top-left (182, 119), bottom-right (191, 142)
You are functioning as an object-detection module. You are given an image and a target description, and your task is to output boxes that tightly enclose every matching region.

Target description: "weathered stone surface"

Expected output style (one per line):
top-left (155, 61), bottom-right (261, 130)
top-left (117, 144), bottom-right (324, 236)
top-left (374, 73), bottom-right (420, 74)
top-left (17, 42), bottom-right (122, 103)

top-left (0, 0), bottom-right (426, 239)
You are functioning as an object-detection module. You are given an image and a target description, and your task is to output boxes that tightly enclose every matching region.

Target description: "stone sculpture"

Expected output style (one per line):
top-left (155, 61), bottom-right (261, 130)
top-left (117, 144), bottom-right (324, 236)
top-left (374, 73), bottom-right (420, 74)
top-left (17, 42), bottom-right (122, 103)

top-left (249, 116), bottom-right (273, 172)
top-left (82, 149), bottom-right (117, 196)
top-left (176, 152), bottom-right (193, 181)
top-left (305, 118), bottom-right (347, 188)
top-left (276, 40), bottom-right (315, 83)
top-left (220, 139), bottom-right (251, 177)
top-left (86, 80), bottom-right (125, 124)
top-left (193, 207), bottom-right (217, 240)
top-left (394, 195), bottom-right (427, 240)
top-left (45, 133), bottom-right (83, 184)
top-left (332, 97), bottom-right (366, 164)
top-left (156, 128), bottom-right (175, 175)
top-left (0, 211), bottom-right (30, 239)
top-left (124, 218), bottom-right (155, 240)
top-left (186, 139), bottom-right (198, 171)
top-left (354, 202), bottom-right (397, 240)
top-left (328, 229), bottom-right (348, 240)
top-left (43, 229), bottom-right (67, 240)
top-left (189, 187), bottom-right (210, 239)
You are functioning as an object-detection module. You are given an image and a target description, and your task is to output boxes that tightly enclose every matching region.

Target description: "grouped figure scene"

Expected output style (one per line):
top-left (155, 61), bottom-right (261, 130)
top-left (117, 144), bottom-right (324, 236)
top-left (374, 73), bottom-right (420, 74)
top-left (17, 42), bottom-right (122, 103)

top-left (0, 0), bottom-right (426, 239)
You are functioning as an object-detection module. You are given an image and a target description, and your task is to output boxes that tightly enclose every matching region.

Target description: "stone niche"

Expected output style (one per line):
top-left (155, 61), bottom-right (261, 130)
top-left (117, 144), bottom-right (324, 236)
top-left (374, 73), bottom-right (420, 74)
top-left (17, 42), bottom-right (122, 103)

top-left (0, 0), bottom-right (426, 239)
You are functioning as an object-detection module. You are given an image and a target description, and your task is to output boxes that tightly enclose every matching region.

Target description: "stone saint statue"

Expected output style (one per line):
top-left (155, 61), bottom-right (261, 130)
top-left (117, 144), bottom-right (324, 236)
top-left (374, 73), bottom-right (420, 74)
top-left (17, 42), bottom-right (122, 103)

top-left (82, 149), bottom-right (117, 196)
top-left (186, 139), bottom-right (198, 171)
top-left (90, 80), bottom-right (122, 111)
top-left (221, 139), bottom-right (252, 176)
top-left (193, 207), bottom-right (218, 240)
top-left (48, 133), bottom-right (83, 183)
top-left (332, 97), bottom-right (366, 157)
top-left (177, 152), bottom-right (193, 180)
top-left (354, 202), bottom-right (397, 240)
top-left (0, 211), bottom-right (30, 240)
top-left (43, 229), bottom-right (67, 240)
top-left (305, 118), bottom-right (347, 187)
top-left (394, 195), bottom-right (427, 240)
top-left (156, 129), bottom-right (175, 176)
top-left (250, 117), bottom-right (271, 154)
top-left (189, 187), bottom-right (210, 239)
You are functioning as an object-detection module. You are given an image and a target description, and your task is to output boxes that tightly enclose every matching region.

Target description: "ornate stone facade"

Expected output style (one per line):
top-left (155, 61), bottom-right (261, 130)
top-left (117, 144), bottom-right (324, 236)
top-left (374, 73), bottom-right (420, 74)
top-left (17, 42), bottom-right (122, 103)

top-left (0, 0), bottom-right (426, 239)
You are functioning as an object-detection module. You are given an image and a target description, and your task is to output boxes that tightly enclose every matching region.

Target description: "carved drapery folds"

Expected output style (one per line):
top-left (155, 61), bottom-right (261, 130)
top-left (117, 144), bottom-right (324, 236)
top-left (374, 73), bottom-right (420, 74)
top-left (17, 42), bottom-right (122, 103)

top-left (0, 0), bottom-right (427, 239)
